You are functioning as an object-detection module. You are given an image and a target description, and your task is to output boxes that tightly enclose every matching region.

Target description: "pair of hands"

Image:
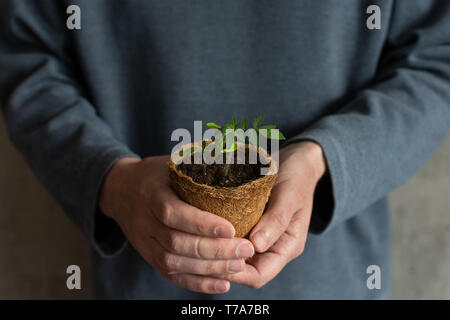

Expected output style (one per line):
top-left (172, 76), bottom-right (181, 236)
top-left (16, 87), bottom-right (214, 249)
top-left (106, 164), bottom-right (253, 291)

top-left (99, 141), bottom-right (326, 294)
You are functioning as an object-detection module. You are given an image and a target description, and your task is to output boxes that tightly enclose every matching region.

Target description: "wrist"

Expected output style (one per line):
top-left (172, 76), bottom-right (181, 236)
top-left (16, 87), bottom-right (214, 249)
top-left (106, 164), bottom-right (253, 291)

top-left (284, 141), bottom-right (327, 182)
top-left (305, 141), bottom-right (327, 182)
top-left (99, 157), bottom-right (141, 220)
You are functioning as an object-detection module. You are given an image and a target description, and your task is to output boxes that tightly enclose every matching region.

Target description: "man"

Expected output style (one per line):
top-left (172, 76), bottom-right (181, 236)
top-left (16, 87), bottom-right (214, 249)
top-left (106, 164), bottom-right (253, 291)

top-left (0, 0), bottom-right (449, 299)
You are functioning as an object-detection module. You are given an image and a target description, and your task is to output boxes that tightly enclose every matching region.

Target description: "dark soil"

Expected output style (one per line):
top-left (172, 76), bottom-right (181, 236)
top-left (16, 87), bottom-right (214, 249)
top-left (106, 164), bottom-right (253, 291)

top-left (177, 149), bottom-right (269, 187)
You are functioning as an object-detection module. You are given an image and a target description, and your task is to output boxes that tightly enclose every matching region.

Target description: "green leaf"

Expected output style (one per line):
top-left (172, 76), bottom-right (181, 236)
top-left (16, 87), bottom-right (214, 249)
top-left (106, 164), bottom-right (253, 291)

top-left (202, 140), bottom-right (207, 151)
top-left (232, 117), bottom-right (237, 129)
top-left (221, 122), bottom-right (233, 134)
top-left (213, 135), bottom-right (224, 153)
top-left (258, 125), bottom-right (276, 139)
top-left (241, 117), bottom-right (248, 130)
top-left (223, 129), bottom-right (235, 146)
top-left (205, 122), bottom-right (221, 129)
top-left (276, 130), bottom-right (286, 140)
top-left (253, 114), bottom-right (264, 129)
top-left (222, 142), bottom-right (237, 153)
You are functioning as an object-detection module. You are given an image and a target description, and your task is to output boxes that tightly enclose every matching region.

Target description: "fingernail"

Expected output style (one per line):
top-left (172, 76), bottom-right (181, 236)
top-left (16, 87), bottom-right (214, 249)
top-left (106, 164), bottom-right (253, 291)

top-left (227, 260), bottom-right (243, 273)
top-left (235, 242), bottom-right (254, 258)
top-left (215, 280), bottom-right (229, 293)
top-left (214, 225), bottom-right (235, 238)
top-left (252, 230), bottom-right (268, 251)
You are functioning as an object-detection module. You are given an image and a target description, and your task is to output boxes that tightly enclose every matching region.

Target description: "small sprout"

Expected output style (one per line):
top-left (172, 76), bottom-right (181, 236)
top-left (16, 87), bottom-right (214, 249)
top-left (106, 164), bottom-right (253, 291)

top-left (204, 114), bottom-right (286, 153)
top-left (253, 114), bottom-right (264, 129)
top-left (259, 127), bottom-right (286, 140)
top-left (221, 122), bottom-right (234, 134)
top-left (241, 117), bottom-right (248, 130)
top-left (232, 117), bottom-right (237, 129)
top-left (205, 122), bottom-right (221, 129)
top-left (258, 124), bottom-right (285, 139)
top-left (222, 143), bottom-right (237, 153)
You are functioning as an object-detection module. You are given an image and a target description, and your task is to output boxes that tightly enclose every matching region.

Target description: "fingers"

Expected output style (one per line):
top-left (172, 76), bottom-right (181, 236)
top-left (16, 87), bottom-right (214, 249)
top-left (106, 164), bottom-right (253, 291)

top-left (269, 208), bottom-right (310, 260)
top-left (153, 221), bottom-right (255, 260)
top-left (150, 237), bottom-right (245, 276)
top-left (249, 180), bottom-right (298, 252)
top-left (223, 210), bottom-right (309, 289)
top-left (153, 187), bottom-right (236, 238)
top-left (168, 273), bottom-right (230, 294)
top-left (221, 251), bottom-right (285, 289)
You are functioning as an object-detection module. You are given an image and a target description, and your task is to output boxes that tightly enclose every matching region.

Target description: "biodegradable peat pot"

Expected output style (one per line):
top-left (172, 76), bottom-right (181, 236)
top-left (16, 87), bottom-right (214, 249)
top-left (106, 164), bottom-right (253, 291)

top-left (168, 141), bottom-right (278, 238)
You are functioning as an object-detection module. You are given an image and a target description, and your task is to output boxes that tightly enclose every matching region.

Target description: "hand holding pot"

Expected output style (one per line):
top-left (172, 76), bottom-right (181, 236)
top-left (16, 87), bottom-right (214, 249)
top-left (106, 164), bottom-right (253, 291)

top-left (99, 155), bottom-right (255, 294)
top-left (222, 141), bottom-right (327, 289)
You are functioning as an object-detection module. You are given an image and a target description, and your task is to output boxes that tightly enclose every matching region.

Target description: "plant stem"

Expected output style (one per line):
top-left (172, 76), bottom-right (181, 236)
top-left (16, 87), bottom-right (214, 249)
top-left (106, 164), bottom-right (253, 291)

top-left (223, 163), bottom-right (231, 177)
top-left (202, 163), bottom-right (206, 178)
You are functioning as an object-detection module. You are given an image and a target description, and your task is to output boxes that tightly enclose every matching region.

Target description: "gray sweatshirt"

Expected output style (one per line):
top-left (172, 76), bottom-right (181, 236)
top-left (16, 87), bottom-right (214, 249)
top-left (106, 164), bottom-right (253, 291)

top-left (0, 0), bottom-right (449, 299)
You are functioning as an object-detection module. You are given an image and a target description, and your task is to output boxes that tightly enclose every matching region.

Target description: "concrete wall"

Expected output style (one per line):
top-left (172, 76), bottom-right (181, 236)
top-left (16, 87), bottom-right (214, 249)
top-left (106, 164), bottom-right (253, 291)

top-left (391, 138), bottom-right (450, 299)
top-left (0, 118), bottom-right (449, 299)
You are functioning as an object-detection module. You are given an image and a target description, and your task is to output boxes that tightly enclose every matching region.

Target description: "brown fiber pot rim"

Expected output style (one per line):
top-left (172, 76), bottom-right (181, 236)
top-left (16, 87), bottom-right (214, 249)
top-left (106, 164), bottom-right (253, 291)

top-left (168, 141), bottom-right (278, 197)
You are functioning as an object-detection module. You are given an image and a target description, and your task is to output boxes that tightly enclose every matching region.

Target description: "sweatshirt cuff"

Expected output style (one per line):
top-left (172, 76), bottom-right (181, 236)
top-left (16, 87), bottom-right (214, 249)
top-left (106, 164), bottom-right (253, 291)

top-left (85, 146), bottom-right (140, 258)
top-left (286, 123), bottom-right (348, 234)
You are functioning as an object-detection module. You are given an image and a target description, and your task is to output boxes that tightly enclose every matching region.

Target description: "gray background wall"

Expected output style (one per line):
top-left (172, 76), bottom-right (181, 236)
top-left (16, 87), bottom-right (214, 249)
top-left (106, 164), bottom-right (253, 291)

top-left (0, 118), bottom-right (449, 299)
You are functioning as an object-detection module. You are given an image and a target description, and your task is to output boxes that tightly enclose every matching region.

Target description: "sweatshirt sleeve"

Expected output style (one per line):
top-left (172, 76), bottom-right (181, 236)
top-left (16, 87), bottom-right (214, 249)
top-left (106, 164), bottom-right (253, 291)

top-left (291, 0), bottom-right (450, 233)
top-left (0, 1), bottom-right (139, 256)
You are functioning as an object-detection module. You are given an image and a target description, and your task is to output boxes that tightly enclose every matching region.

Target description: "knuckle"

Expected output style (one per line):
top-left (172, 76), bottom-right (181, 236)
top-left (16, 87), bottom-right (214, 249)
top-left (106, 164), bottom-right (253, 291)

top-left (162, 253), bottom-right (178, 273)
top-left (272, 211), bottom-right (289, 229)
top-left (166, 232), bottom-right (181, 253)
top-left (198, 279), bottom-right (212, 293)
top-left (168, 273), bottom-right (184, 286)
top-left (194, 237), bottom-right (202, 258)
top-left (212, 243), bottom-right (226, 260)
top-left (159, 204), bottom-right (173, 226)
top-left (203, 261), bottom-right (216, 275)
top-left (194, 221), bottom-right (207, 236)
top-left (197, 237), bottom-right (224, 260)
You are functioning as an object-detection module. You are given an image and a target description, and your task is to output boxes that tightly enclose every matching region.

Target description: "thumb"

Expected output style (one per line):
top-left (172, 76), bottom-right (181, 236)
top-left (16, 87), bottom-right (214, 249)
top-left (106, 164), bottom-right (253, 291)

top-left (249, 180), bottom-right (297, 252)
